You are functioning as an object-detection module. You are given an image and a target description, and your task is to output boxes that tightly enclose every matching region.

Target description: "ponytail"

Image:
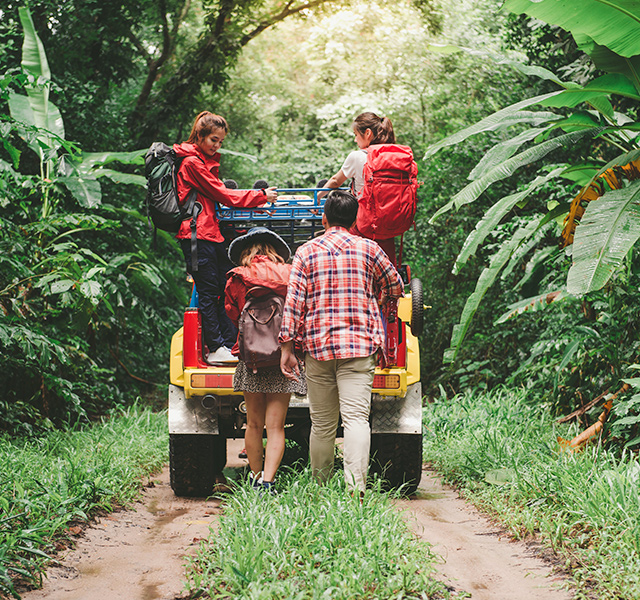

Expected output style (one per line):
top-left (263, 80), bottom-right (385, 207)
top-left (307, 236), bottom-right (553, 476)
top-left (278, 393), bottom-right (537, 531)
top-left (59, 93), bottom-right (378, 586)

top-left (353, 112), bottom-right (396, 145)
top-left (186, 111), bottom-right (229, 143)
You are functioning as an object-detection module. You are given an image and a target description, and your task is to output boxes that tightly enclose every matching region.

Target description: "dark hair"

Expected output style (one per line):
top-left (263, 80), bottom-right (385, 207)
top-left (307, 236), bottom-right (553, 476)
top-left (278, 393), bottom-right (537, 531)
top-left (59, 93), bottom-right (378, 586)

top-left (223, 179), bottom-right (238, 189)
top-left (186, 111), bottom-right (229, 143)
top-left (253, 179), bottom-right (269, 189)
top-left (324, 190), bottom-right (358, 228)
top-left (353, 112), bottom-right (395, 144)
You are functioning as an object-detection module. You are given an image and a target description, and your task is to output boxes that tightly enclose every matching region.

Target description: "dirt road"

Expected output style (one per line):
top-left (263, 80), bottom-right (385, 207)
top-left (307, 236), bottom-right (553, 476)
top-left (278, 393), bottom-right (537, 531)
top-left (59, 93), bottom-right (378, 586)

top-left (21, 439), bottom-right (571, 600)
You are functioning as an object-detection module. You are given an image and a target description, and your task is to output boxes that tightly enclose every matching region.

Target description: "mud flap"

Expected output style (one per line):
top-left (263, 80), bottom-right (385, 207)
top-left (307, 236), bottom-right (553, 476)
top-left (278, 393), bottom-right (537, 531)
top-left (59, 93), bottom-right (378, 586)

top-left (370, 381), bottom-right (422, 434)
top-left (168, 384), bottom-right (219, 434)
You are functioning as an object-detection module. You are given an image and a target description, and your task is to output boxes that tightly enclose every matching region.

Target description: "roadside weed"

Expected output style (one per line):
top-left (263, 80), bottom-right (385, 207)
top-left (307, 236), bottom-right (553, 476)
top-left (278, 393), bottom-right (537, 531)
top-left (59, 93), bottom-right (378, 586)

top-left (185, 470), bottom-right (449, 599)
top-left (423, 387), bottom-right (640, 599)
top-left (0, 403), bottom-right (167, 598)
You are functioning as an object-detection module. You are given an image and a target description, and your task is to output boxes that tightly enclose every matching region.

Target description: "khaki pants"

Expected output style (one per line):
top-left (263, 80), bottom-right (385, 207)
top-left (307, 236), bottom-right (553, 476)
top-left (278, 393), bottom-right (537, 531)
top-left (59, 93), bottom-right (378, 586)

top-left (305, 353), bottom-right (375, 492)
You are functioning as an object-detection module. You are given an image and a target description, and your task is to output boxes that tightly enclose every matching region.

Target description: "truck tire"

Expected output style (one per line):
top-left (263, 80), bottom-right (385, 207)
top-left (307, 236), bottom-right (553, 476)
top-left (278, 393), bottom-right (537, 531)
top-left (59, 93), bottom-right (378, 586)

top-left (169, 434), bottom-right (227, 497)
top-left (370, 433), bottom-right (423, 495)
top-left (409, 278), bottom-right (424, 337)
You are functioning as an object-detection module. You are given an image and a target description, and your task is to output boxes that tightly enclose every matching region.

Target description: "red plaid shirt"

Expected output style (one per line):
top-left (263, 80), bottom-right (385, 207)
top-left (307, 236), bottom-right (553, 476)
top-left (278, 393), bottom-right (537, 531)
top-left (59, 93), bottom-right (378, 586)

top-left (279, 227), bottom-right (404, 361)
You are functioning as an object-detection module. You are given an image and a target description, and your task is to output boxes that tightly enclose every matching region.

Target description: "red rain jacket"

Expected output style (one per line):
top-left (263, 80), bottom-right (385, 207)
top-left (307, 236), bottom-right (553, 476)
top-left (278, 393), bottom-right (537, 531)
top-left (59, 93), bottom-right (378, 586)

top-left (173, 142), bottom-right (265, 243)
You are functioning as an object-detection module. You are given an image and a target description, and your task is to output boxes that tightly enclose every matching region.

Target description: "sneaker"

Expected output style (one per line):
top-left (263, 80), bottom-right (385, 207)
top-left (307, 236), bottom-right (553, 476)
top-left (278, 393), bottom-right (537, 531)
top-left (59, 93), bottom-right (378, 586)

top-left (260, 480), bottom-right (276, 496)
top-left (207, 346), bottom-right (238, 364)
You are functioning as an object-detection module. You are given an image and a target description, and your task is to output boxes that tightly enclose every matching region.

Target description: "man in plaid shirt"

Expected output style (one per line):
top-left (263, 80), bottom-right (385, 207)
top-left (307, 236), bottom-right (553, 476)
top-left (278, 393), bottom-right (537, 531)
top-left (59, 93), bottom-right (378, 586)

top-left (280, 190), bottom-right (404, 492)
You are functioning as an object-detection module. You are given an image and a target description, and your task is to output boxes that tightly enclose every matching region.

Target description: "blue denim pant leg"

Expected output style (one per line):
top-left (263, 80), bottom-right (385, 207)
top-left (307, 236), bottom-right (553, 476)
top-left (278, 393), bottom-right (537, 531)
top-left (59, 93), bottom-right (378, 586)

top-left (181, 239), bottom-right (237, 351)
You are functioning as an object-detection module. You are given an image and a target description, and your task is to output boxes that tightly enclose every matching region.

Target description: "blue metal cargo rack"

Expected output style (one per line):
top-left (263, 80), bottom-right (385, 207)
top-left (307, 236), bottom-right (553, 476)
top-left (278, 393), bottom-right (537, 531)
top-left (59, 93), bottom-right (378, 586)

top-left (216, 188), bottom-right (335, 250)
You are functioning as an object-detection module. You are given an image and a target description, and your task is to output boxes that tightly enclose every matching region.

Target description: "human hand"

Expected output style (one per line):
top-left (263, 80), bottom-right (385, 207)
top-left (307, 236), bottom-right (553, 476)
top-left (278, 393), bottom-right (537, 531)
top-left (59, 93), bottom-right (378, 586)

top-left (264, 186), bottom-right (278, 203)
top-left (280, 341), bottom-right (300, 381)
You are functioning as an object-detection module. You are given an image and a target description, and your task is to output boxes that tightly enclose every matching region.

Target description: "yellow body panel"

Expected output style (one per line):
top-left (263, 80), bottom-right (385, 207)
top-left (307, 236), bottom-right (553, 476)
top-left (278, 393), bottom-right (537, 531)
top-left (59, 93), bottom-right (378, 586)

top-left (170, 328), bottom-right (185, 387)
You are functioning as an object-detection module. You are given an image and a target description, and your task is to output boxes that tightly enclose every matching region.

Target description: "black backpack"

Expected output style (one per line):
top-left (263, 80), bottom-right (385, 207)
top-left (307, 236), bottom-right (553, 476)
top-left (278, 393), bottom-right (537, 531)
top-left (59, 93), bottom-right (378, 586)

top-left (238, 287), bottom-right (286, 372)
top-left (144, 142), bottom-right (202, 271)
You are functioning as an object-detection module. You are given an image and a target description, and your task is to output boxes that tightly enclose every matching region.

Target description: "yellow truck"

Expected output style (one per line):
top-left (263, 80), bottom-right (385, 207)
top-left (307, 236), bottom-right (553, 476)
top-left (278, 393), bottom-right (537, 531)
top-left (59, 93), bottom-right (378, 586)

top-left (168, 189), bottom-right (424, 495)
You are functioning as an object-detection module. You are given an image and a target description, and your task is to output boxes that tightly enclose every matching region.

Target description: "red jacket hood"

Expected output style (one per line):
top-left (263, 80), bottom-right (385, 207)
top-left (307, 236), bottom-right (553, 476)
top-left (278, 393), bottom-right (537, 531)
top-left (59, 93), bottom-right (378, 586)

top-left (228, 256), bottom-right (291, 296)
top-left (173, 142), bottom-right (220, 169)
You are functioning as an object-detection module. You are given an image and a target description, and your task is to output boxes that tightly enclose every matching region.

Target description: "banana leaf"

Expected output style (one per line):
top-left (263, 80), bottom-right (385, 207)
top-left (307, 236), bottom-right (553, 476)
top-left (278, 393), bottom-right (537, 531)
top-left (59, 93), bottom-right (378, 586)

top-left (501, 223), bottom-right (554, 282)
top-left (430, 129), bottom-right (599, 223)
top-left (504, 0), bottom-right (640, 59)
top-left (444, 216), bottom-right (544, 363)
top-left (453, 169), bottom-right (562, 274)
top-left (574, 33), bottom-right (640, 94)
top-left (57, 176), bottom-right (102, 209)
top-left (423, 92), bottom-right (562, 159)
top-left (17, 8), bottom-right (64, 146)
top-left (495, 290), bottom-right (569, 325)
top-left (540, 74), bottom-right (640, 109)
top-left (469, 128), bottom-right (548, 180)
top-left (567, 179), bottom-right (640, 295)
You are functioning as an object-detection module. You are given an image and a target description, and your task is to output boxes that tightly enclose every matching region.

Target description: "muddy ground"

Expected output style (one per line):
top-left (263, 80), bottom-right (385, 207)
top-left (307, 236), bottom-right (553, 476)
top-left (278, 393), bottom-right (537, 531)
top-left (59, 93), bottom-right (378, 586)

top-left (21, 439), bottom-right (571, 600)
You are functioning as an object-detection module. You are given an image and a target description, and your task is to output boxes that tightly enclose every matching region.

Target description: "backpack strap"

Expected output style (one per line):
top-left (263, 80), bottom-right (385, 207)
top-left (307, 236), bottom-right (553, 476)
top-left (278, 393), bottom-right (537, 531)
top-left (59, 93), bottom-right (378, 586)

top-left (186, 194), bottom-right (201, 273)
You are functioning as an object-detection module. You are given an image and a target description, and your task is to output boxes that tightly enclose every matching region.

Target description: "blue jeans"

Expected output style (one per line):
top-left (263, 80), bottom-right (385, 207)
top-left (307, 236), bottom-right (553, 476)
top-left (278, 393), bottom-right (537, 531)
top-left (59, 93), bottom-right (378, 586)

top-left (181, 239), bottom-right (237, 351)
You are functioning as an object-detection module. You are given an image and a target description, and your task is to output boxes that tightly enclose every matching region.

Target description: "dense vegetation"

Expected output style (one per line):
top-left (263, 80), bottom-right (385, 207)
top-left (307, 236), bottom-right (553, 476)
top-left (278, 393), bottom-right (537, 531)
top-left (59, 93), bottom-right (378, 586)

top-left (1, 0), bottom-right (640, 484)
top-left (424, 387), bottom-right (640, 599)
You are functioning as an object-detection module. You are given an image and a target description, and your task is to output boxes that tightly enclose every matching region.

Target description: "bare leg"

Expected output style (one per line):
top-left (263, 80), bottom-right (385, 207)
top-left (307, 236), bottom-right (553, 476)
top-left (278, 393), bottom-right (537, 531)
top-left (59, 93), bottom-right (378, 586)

top-left (244, 392), bottom-right (267, 477)
top-left (262, 393), bottom-right (291, 482)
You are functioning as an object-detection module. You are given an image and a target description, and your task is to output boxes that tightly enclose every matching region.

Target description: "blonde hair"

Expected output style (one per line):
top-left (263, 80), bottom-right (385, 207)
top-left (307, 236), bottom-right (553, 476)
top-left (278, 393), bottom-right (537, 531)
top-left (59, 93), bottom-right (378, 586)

top-left (239, 243), bottom-right (285, 266)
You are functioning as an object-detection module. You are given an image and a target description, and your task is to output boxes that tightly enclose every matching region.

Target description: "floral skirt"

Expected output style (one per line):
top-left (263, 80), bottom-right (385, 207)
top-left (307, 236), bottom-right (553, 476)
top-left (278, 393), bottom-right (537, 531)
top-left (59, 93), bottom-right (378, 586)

top-left (233, 359), bottom-right (307, 395)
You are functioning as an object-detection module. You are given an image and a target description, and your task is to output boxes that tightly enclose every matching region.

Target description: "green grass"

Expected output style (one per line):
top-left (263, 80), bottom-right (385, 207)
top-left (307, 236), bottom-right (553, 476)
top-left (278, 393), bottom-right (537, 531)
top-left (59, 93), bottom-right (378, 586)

top-left (423, 386), bottom-right (640, 600)
top-left (0, 403), bottom-right (168, 598)
top-left (184, 470), bottom-right (449, 599)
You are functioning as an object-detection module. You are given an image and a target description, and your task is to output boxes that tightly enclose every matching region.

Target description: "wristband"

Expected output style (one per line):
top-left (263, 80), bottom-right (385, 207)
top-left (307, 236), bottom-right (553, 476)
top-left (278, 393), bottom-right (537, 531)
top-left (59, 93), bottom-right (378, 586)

top-left (261, 188), bottom-right (266, 196)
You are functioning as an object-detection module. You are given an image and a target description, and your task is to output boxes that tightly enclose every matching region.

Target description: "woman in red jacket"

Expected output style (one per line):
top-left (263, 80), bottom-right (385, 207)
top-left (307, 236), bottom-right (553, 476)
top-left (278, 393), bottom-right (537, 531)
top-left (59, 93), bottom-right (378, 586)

top-left (225, 228), bottom-right (306, 493)
top-left (174, 112), bottom-right (278, 364)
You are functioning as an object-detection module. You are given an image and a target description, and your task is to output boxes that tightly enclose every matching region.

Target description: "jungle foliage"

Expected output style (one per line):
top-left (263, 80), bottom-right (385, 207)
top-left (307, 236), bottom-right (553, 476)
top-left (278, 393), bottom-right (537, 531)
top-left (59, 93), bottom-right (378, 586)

top-left (423, 0), bottom-right (640, 441)
top-left (3, 0), bottom-right (640, 451)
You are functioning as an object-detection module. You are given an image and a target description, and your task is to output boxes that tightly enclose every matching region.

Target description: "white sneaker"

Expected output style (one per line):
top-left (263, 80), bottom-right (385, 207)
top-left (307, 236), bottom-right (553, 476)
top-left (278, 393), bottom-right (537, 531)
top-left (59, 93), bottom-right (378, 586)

top-left (207, 346), bottom-right (238, 364)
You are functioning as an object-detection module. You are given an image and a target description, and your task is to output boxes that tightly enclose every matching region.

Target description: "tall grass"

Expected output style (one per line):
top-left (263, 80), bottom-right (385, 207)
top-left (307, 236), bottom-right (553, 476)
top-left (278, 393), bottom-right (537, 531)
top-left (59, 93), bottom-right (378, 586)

top-left (185, 470), bottom-right (449, 599)
top-left (0, 403), bottom-right (168, 598)
top-left (423, 386), bottom-right (640, 600)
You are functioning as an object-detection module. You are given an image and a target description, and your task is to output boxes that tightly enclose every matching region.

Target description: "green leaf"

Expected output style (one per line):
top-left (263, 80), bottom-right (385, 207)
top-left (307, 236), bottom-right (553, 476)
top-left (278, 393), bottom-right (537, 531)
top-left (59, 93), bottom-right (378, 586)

top-left (540, 74), bottom-right (640, 112)
top-left (57, 176), bottom-right (102, 208)
top-left (495, 290), bottom-right (569, 324)
top-left (18, 7), bottom-right (64, 143)
top-left (94, 169), bottom-right (146, 186)
top-left (423, 92), bottom-right (563, 159)
top-left (444, 216), bottom-right (544, 363)
top-left (49, 280), bottom-right (75, 294)
top-left (484, 468), bottom-right (517, 485)
top-left (431, 129), bottom-right (598, 222)
top-left (75, 150), bottom-right (146, 171)
top-left (504, 0), bottom-right (640, 58)
top-left (453, 169), bottom-right (562, 274)
top-left (574, 33), bottom-right (640, 93)
top-left (567, 179), bottom-right (640, 295)
top-left (469, 128), bottom-right (548, 180)
top-left (502, 224), bottom-right (554, 281)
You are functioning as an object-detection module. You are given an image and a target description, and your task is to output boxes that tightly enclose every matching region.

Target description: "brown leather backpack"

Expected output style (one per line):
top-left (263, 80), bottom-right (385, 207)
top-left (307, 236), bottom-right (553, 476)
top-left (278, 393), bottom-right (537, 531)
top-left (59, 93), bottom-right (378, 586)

top-left (238, 287), bottom-right (285, 372)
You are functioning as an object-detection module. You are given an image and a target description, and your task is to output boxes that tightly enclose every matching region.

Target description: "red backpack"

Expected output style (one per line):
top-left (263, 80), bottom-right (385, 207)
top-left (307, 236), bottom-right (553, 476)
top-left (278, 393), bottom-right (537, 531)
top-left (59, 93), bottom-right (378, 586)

top-left (356, 144), bottom-right (419, 240)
